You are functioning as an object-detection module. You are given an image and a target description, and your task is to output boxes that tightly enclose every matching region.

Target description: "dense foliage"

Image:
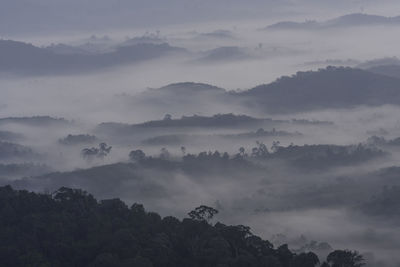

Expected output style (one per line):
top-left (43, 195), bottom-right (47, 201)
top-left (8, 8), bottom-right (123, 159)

top-left (0, 186), bottom-right (364, 267)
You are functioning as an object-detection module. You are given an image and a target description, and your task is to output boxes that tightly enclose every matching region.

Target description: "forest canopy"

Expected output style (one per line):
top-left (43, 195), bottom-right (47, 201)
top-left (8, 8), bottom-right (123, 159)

top-left (0, 186), bottom-right (364, 267)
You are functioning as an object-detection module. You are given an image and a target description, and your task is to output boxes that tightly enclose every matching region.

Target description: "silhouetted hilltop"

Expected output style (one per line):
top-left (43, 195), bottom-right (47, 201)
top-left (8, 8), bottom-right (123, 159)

top-left (359, 166), bottom-right (400, 221)
top-left (198, 30), bottom-right (235, 39)
top-left (142, 128), bottom-right (301, 146)
top-left (266, 20), bottom-right (318, 30)
top-left (127, 67), bottom-right (400, 114)
top-left (0, 116), bottom-right (69, 127)
top-left (120, 35), bottom-right (165, 46)
top-left (266, 143), bottom-right (386, 170)
top-left (0, 40), bottom-right (185, 74)
top-left (0, 130), bottom-right (22, 142)
top-left (0, 163), bottom-right (51, 179)
top-left (138, 114), bottom-right (275, 128)
top-left (125, 82), bottom-right (233, 116)
top-left (45, 43), bottom-right (93, 55)
top-left (357, 57), bottom-right (400, 69)
top-left (58, 134), bottom-right (98, 146)
top-left (157, 82), bottom-right (225, 94)
top-left (266, 13), bottom-right (400, 30)
top-left (240, 67), bottom-right (400, 112)
top-left (367, 135), bottom-right (400, 147)
top-left (15, 142), bottom-right (386, 196)
top-left (366, 65), bottom-right (400, 79)
top-left (327, 13), bottom-right (400, 26)
top-left (0, 141), bottom-right (36, 161)
top-left (197, 46), bottom-right (250, 62)
top-left (97, 114), bottom-right (283, 136)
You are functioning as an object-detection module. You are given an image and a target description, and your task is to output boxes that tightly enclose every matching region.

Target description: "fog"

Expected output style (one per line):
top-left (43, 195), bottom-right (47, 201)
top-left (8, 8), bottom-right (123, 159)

top-left (3, 2), bottom-right (400, 266)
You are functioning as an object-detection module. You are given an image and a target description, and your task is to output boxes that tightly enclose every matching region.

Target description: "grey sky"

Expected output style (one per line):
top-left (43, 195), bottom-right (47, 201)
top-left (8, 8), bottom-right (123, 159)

top-left (1, 0), bottom-right (399, 37)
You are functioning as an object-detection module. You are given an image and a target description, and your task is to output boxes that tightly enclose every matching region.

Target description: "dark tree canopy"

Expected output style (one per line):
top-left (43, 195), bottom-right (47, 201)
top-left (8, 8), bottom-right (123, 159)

top-left (129, 149), bottom-right (146, 162)
top-left (188, 205), bottom-right (219, 222)
top-left (81, 142), bottom-right (112, 161)
top-left (0, 186), bottom-right (362, 267)
top-left (326, 250), bottom-right (365, 267)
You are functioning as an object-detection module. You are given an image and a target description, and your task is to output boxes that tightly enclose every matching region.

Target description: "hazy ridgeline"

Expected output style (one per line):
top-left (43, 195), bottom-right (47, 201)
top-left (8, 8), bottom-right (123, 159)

top-left (3, 2), bottom-right (400, 266)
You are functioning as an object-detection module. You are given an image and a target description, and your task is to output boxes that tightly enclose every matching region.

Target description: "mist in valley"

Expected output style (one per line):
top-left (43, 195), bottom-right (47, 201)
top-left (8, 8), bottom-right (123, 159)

top-left (3, 1), bottom-right (400, 266)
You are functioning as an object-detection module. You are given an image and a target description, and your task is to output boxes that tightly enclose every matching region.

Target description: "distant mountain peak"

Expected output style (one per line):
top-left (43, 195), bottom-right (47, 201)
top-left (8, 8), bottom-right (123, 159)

top-left (240, 66), bottom-right (400, 112)
top-left (158, 82), bottom-right (225, 92)
top-left (266, 13), bottom-right (400, 30)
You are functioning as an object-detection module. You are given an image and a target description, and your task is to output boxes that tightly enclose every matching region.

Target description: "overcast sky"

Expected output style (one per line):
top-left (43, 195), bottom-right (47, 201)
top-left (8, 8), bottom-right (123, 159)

top-left (2, 0), bottom-right (400, 38)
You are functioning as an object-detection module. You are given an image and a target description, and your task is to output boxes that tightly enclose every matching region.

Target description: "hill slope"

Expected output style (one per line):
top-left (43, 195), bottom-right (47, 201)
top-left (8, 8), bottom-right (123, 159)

top-left (0, 40), bottom-right (184, 74)
top-left (266, 13), bottom-right (400, 30)
top-left (239, 67), bottom-right (400, 113)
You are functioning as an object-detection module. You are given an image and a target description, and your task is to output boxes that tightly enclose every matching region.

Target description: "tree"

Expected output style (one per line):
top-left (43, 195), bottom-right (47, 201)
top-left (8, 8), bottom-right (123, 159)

top-left (163, 114), bottom-right (172, 121)
top-left (4, 186), bottom-right (371, 267)
top-left (81, 143), bottom-right (112, 161)
top-left (326, 250), bottom-right (365, 267)
top-left (129, 150), bottom-right (146, 162)
top-left (239, 147), bottom-right (246, 156)
top-left (98, 143), bottom-right (112, 158)
top-left (291, 252), bottom-right (320, 267)
top-left (251, 141), bottom-right (269, 157)
top-left (160, 148), bottom-right (170, 159)
top-left (271, 141), bottom-right (281, 153)
top-left (188, 205), bottom-right (218, 222)
top-left (180, 146), bottom-right (186, 156)
top-left (81, 147), bottom-right (99, 161)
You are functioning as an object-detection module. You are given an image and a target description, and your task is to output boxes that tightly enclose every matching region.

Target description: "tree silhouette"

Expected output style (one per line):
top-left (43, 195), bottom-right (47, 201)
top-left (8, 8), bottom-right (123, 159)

top-left (326, 250), bottom-right (365, 267)
top-left (81, 143), bottom-right (112, 161)
top-left (129, 149), bottom-right (146, 162)
top-left (188, 205), bottom-right (219, 222)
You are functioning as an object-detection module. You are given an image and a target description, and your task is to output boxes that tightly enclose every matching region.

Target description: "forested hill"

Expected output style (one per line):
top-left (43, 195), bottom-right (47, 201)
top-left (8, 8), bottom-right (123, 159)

top-left (265, 13), bottom-right (400, 30)
top-left (239, 67), bottom-right (400, 113)
top-left (126, 67), bottom-right (400, 114)
top-left (0, 40), bottom-right (183, 74)
top-left (0, 186), bottom-right (364, 267)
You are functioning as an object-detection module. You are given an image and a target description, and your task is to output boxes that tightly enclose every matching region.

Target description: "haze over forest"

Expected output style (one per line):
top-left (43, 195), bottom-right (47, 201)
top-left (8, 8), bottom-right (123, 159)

top-left (2, 1), bottom-right (400, 266)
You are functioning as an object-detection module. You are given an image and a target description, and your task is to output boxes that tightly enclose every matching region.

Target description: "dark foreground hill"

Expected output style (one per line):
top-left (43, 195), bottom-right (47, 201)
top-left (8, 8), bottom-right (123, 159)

top-left (0, 186), bottom-right (364, 267)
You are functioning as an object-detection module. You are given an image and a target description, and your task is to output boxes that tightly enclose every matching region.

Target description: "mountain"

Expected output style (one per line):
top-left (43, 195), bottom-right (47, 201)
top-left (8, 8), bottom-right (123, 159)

top-left (0, 163), bottom-right (51, 179)
top-left (0, 116), bottom-right (69, 127)
top-left (120, 66), bottom-right (400, 114)
top-left (119, 67), bottom-right (400, 115)
top-left (366, 65), bottom-right (400, 79)
top-left (0, 141), bottom-right (36, 161)
top-left (154, 82), bottom-right (225, 94)
top-left (130, 82), bottom-right (227, 106)
top-left (120, 35), bottom-right (166, 47)
top-left (357, 57), bottom-right (400, 69)
top-left (239, 66), bottom-right (400, 113)
top-left (45, 43), bottom-right (94, 55)
top-left (0, 40), bottom-right (185, 74)
top-left (0, 131), bottom-right (22, 142)
top-left (142, 128), bottom-right (301, 146)
top-left (118, 82), bottom-right (238, 119)
top-left (97, 113), bottom-right (280, 137)
top-left (266, 13), bottom-right (400, 30)
top-left (198, 30), bottom-right (235, 39)
top-left (197, 46), bottom-right (250, 62)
